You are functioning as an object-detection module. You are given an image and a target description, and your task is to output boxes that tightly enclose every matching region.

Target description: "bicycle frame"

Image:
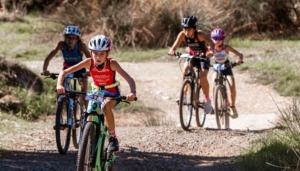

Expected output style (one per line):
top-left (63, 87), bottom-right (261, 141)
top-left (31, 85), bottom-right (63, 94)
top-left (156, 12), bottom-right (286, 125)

top-left (44, 72), bottom-right (84, 153)
top-left (179, 53), bottom-right (205, 109)
top-left (213, 62), bottom-right (240, 129)
top-left (82, 93), bottom-right (116, 170)
top-left (175, 52), bottom-right (208, 130)
top-left (59, 74), bottom-right (79, 129)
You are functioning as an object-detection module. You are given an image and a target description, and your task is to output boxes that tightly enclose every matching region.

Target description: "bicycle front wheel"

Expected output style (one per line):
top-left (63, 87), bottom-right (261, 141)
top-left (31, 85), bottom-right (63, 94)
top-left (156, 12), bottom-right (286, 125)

top-left (77, 122), bottom-right (95, 171)
top-left (195, 84), bottom-right (206, 127)
top-left (72, 100), bottom-right (84, 149)
top-left (179, 79), bottom-right (193, 131)
top-left (214, 85), bottom-right (230, 129)
top-left (55, 97), bottom-right (71, 154)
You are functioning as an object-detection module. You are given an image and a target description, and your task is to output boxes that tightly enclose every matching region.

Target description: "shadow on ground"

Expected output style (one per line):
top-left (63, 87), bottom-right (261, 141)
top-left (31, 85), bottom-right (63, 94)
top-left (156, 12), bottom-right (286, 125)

top-left (0, 149), bottom-right (237, 171)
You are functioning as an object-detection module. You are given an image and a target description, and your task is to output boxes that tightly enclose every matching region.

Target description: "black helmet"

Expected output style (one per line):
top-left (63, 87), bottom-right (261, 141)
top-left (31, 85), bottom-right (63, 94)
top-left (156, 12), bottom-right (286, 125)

top-left (181, 15), bottom-right (198, 28)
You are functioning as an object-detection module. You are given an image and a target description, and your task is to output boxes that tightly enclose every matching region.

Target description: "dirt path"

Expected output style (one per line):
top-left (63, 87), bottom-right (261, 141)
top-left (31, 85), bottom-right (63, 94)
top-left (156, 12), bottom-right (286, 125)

top-left (0, 57), bottom-right (292, 171)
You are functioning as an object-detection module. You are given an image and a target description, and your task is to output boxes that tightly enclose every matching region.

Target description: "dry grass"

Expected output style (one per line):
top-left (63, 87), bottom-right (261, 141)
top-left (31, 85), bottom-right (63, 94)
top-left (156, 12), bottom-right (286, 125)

top-left (3, 0), bottom-right (300, 49)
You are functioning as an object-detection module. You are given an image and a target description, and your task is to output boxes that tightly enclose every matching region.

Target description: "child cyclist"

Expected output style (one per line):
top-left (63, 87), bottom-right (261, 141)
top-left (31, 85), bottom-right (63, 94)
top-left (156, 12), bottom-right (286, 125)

top-left (42, 25), bottom-right (91, 109)
top-left (168, 15), bottom-right (215, 114)
top-left (210, 28), bottom-right (243, 118)
top-left (56, 34), bottom-right (137, 152)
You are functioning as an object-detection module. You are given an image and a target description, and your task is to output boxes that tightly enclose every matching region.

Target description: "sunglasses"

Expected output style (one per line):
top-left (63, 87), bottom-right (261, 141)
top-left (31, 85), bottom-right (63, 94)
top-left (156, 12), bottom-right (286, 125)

top-left (212, 37), bottom-right (223, 41)
top-left (66, 36), bottom-right (78, 41)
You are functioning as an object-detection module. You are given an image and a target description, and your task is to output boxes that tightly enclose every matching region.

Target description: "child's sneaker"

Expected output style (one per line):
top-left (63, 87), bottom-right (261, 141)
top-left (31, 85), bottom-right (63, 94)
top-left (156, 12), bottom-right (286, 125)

top-left (108, 137), bottom-right (119, 152)
top-left (230, 106), bottom-right (238, 119)
top-left (204, 99), bottom-right (212, 114)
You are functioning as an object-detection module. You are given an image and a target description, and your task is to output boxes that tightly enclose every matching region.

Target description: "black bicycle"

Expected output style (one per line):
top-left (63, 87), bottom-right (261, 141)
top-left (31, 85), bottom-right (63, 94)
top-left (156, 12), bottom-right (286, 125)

top-left (213, 61), bottom-right (242, 129)
top-left (43, 73), bottom-right (85, 154)
top-left (175, 52), bottom-right (208, 131)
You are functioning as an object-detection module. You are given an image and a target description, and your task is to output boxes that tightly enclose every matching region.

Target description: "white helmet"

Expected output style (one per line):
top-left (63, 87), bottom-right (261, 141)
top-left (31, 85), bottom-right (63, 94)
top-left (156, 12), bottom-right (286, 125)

top-left (88, 35), bottom-right (111, 51)
top-left (63, 26), bottom-right (81, 37)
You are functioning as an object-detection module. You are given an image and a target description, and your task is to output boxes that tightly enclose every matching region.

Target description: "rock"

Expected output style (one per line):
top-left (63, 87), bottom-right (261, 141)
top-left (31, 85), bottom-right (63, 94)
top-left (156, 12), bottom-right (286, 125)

top-left (0, 94), bottom-right (23, 111)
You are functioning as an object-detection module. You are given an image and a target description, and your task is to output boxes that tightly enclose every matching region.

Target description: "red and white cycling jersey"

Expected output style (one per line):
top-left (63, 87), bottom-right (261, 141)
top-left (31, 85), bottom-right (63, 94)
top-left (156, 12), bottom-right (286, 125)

top-left (90, 57), bottom-right (119, 94)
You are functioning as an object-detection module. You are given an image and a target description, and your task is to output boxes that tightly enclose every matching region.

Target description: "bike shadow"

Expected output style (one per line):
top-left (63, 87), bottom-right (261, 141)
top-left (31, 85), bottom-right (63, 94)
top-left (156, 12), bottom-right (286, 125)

top-left (0, 149), bottom-right (78, 171)
top-left (115, 146), bottom-right (238, 171)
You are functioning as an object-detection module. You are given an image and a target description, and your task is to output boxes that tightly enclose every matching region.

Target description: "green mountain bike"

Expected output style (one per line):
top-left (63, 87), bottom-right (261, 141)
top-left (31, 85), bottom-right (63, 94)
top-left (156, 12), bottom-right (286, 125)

top-left (72, 90), bottom-right (137, 171)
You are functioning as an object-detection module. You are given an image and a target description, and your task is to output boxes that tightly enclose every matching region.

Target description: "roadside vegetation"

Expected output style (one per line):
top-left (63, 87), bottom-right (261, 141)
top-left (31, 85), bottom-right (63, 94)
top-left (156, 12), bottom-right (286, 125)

top-left (237, 99), bottom-right (300, 171)
top-left (1, 0), bottom-right (300, 170)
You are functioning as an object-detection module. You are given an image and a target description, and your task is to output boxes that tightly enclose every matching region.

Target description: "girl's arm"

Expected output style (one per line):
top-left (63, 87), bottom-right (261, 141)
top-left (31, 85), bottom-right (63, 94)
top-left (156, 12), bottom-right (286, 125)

top-left (110, 59), bottom-right (136, 101)
top-left (56, 58), bottom-right (91, 93)
top-left (42, 41), bottom-right (64, 75)
top-left (80, 42), bottom-right (91, 58)
top-left (226, 45), bottom-right (243, 63)
top-left (168, 32), bottom-right (185, 56)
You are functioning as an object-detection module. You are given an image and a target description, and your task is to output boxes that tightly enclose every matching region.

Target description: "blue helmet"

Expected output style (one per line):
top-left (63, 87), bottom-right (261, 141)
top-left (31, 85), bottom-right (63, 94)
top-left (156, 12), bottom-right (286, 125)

top-left (63, 26), bottom-right (81, 37)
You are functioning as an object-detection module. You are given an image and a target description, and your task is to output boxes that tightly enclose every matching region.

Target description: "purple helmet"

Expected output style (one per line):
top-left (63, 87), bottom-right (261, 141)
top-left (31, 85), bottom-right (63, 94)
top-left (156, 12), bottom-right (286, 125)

top-left (211, 28), bottom-right (226, 38)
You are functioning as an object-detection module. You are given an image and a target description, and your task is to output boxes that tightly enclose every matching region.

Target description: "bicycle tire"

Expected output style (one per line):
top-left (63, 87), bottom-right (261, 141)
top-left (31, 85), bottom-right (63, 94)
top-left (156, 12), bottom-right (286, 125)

top-left (72, 100), bottom-right (84, 149)
top-left (195, 84), bottom-right (206, 127)
top-left (179, 79), bottom-right (193, 131)
top-left (77, 122), bottom-right (95, 171)
top-left (55, 97), bottom-right (71, 154)
top-left (214, 85), bottom-right (230, 129)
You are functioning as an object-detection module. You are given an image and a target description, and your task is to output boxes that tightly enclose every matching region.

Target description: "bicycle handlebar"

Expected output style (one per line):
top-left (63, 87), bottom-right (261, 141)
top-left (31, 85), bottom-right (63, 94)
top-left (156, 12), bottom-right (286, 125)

top-left (41, 72), bottom-right (90, 80)
top-left (58, 90), bottom-right (138, 102)
top-left (224, 61), bottom-right (244, 68)
top-left (174, 52), bottom-right (208, 62)
top-left (41, 73), bottom-right (59, 80)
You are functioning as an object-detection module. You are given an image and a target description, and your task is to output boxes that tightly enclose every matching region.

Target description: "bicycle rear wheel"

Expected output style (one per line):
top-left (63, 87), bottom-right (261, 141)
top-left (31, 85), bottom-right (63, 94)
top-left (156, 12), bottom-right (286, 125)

top-left (55, 97), bottom-right (71, 154)
top-left (179, 79), bottom-right (193, 131)
top-left (72, 100), bottom-right (84, 149)
top-left (214, 85), bottom-right (230, 129)
top-left (77, 122), bottom-right (95, 171)
top-left (195, 84), bottom-right (206, 127)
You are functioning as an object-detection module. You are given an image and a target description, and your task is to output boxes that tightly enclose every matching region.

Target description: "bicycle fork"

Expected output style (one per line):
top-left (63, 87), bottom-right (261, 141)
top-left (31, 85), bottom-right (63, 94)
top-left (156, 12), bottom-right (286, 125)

top-left (67, 98), bottom-right (77, 129)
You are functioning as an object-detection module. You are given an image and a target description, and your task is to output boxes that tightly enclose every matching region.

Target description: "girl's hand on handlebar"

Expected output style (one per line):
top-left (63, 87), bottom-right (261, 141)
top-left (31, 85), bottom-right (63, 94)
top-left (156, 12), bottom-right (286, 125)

top-left (236, 59), bottom-right (243, 64)
top-left (168, 49), bottom-right (175, 56)
top-left (56, 85), bottom-right (65, 94)
top-left (42, 70), bottom-right (50, 76)
top-left (206, 49), bottom-right (214, 58)
top-left (126, 92), bottom-right (136, 101)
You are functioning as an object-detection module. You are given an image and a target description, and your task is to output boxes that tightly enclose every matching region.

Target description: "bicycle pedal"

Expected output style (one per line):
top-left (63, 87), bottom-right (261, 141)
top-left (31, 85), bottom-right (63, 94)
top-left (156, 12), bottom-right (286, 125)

top-left (53, 124), bottom-right (65, 130)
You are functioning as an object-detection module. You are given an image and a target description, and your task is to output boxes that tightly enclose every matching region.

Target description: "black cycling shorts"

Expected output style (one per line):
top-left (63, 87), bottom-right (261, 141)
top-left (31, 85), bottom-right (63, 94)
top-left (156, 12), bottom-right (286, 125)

top-left (188, 57), bottom-right (210, 70)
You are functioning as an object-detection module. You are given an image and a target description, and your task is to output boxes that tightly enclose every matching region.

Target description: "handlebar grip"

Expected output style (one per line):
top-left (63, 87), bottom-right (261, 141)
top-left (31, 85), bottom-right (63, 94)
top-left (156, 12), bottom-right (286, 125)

top-left (118, 96), bottom-right (137, 101)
